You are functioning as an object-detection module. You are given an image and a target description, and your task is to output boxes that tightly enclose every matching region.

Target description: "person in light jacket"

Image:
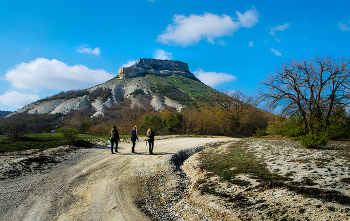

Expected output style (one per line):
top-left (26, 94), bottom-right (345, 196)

top-left (110, 126), bottom-right (120, 154)
top-left (131, 126), bottom-right (138, 153)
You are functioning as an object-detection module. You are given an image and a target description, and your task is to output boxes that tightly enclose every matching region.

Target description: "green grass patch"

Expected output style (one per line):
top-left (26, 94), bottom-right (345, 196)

top-left (0, 133), bottom-right (131, 153)
top-left (166, 75), bottom-right (215, 100)
top-left (0, 133), bottom-right (70, 153)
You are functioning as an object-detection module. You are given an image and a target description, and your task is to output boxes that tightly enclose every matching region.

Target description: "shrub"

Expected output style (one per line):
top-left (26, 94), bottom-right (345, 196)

top-left (299, 132), bottom-right (328, 148)
top-left (273, 116), bottom-right (306, 138)
top-left (58, 126), bottom-right (79, 144)
top-left (165, 113), bottom-right (183, 134)
top-left (8, 119), bottom-right (25, 140)
top-left (254, 127), bottom-right (265, 138)
top-left (131, 89), bottom-right (145, 97)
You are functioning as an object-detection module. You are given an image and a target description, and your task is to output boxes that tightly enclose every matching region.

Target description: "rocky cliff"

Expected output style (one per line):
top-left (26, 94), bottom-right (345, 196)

top-left (118, 58), bottom-right (198, 80)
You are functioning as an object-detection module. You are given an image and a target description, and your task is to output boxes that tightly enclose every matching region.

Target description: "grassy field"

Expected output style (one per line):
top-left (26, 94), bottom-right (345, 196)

top-left (166, 75), bottom-right (215, 99)
top-left (0, 133), bottom-right (131, 153)
top-left (145, 74), bottom-right (216, 106)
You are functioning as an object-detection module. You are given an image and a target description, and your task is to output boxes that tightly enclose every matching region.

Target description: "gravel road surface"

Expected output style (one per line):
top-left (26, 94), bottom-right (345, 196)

top-left (0, 137), bottom-right (234, 221)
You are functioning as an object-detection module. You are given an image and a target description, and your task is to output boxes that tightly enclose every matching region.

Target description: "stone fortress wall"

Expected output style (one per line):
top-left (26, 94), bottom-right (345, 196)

top-left (118, 58), bottom-right (197, 80)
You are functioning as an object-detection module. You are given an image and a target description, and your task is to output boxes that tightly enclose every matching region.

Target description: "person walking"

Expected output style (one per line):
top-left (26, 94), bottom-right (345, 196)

top-left (146, 127), bottom-right (155, 155)
top-left (110, 126), bottom-right (120, 154)
top-left (131, 126), bottom-right (138, 153)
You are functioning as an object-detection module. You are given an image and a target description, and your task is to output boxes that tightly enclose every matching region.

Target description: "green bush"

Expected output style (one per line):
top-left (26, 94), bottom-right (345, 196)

top-left (299, 132), bottom-right (328, 148)
top-left (165, 113), bottom-right (183, 134)
top-left (139, 115), bottom-right (165, 135)
top-left (275, 117), bottom-right (306, 138)
top-left (58, 126), bottom-right (80, 144)
top-left (254, 127), bottom-right (265, 138)
top-left (131, 89), bottom-right (145, 97)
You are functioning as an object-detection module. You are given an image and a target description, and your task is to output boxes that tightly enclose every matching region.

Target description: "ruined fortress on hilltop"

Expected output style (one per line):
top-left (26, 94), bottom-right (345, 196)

top-left (118, 58), bottom-right (197, 80)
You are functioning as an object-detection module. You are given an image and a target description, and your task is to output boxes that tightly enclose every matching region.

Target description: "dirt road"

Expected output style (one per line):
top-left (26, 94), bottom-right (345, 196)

top-left (0, 137), bottom-right (234, 221)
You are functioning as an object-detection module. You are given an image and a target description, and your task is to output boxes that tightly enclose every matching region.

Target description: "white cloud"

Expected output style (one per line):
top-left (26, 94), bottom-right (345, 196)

top-left (194, 69), bottom-right (237, 87)
top-left (153, 49), bottom-right (173, 60)
top-left (5, 58), bottom-right (114, 91)
top-left (268, 22), bottom-right (290, 35)
top-left (270, 48), bottom-right (282, 56)
top-left (0, 90), bottom-right (40, 108)
top-left (217, 39), bottom-right (226, 46)
top-left (338, 21), bottom-right (350, 31)
top-left (236, 9), bottom-right (259, 28)
top-left (275, 38), bottom-right (280, 43)
top-left (157, 8), bottom-right (259, 46)
top-left (248, 41), bottom-right (253, 47)
top-left (77, 44), bottom-right (101, 55)
top-left (121, 60), bottom-right (137, 67)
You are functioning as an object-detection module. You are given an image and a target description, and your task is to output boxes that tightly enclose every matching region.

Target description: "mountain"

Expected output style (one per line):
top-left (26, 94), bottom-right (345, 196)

top-left (9, 58), bottom-right (216, 118)
top-left (0, 111), bottom-right (12, 118)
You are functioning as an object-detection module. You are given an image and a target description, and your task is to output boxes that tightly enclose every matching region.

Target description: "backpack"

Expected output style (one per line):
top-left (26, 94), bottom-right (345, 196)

top-left (147, 130), bottom-right (155, 139)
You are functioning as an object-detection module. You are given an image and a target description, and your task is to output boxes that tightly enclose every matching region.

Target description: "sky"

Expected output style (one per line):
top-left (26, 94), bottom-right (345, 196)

top-left (0, 0), bottom-right (350, 111)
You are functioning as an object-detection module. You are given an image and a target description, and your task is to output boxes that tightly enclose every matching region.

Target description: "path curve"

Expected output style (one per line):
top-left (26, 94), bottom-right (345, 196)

top-left (0, 137), bottom-right (235, 221)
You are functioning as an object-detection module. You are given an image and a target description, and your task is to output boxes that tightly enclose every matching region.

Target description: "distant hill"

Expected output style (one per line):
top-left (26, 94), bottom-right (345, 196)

top-left (8, 58), bottom-right (217, 118)
top-left (0, 111), bottom-right (12, 117)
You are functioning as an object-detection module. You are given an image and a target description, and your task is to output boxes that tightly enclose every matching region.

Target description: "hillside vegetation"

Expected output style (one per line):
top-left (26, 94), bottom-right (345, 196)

top-left (145, 74), bottom-right (215, 107)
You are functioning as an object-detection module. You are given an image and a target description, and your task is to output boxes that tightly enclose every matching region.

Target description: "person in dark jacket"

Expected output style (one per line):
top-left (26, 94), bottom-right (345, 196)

top-left (110, 126), bottom-right (120, 154)
top-left (131, 126), bottom-right (138, 153)
top-left (146, 127), bottom-right (155, 154)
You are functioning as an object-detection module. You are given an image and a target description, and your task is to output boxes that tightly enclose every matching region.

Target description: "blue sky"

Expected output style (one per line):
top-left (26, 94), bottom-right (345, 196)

top-left (1, 0), bottom-right (350, 111)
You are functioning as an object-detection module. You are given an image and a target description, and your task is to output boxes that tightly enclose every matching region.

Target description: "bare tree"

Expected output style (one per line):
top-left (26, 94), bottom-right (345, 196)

top-left (8, 117), bottom-right (24, 140)
top-left (209, 90), bottom-right (235, 115)
top-left (259, 56), bottom-right (350, 133)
